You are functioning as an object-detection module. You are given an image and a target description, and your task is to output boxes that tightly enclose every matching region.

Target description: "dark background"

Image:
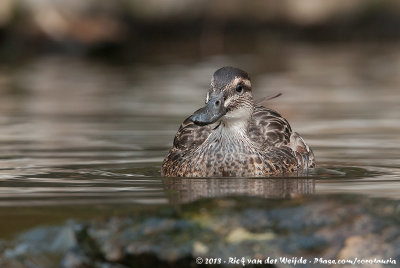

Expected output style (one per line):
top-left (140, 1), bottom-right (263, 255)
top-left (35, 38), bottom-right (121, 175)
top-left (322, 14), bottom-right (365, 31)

top-left (1, 0), bottom-right (400, 63)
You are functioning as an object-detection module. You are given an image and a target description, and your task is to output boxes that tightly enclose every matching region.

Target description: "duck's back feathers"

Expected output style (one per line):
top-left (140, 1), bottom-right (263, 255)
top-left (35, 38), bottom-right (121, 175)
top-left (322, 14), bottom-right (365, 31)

top-left (169, 106), bottom-right (290, 153)
top-left (248, 105), bottom-right (292, 149)
top-left (162, 105), bottom-right (315, 177)
top-left (172, 117), bottom-right (212, 151)
top-left (289, 131), bottom-right (316, 169)
top-left (248, 105), bottom-right (315, 169)
top-left (161, 117), bottom-right (212, 176)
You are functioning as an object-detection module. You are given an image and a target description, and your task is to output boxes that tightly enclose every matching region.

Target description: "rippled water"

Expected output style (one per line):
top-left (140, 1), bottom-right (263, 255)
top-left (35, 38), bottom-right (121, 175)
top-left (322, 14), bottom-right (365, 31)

top-left (0, 43), bottom-right (399, 238)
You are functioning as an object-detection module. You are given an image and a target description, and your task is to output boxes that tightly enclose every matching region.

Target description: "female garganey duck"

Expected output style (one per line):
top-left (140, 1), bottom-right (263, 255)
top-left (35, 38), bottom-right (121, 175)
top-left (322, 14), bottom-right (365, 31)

top-left (162, 67), bottom-right (315, 177)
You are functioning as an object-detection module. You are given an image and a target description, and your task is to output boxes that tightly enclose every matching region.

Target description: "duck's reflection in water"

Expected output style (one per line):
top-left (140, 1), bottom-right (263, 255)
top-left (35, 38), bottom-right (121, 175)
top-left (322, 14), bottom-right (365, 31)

top-left (164, 178), bottom-right (315, 204)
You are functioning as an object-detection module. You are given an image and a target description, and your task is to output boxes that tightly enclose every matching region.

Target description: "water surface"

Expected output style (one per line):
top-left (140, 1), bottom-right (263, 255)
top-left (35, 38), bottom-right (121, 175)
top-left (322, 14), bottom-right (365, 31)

top-left (0, 43), bottom-right (400, 238)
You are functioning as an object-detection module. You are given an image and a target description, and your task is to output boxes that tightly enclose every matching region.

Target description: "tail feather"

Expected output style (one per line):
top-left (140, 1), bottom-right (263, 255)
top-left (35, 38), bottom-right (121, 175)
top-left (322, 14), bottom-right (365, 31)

top-left (289, 132), bottom-right (316, 171)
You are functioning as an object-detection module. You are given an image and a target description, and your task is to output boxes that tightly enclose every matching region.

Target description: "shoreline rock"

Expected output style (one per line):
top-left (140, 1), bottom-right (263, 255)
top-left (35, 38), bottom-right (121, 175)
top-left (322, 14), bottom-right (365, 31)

top-left (1, 194), bottom-right (399, 267)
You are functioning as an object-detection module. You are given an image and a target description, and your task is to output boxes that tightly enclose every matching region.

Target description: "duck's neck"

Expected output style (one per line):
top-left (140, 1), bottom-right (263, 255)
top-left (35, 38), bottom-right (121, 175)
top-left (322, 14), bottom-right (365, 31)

top-left (205, 117), bottom-right (252, 149)
top-left (220, 119), bottom-right (249, 138)
top-left (218, 106), bottom-right (254, 138)
top-left (198, 120), bottom-right (254, 156)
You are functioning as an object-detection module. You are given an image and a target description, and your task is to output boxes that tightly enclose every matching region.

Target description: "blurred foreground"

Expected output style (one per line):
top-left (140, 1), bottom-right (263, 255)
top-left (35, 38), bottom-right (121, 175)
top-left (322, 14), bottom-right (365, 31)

top-left (1, 195), bottom-right (400, 267)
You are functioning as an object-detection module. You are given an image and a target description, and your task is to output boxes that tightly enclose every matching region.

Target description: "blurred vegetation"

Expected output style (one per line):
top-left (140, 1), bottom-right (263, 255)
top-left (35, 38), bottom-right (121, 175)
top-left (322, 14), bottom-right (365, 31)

top-left (0, 0), bottom-right (400, 62)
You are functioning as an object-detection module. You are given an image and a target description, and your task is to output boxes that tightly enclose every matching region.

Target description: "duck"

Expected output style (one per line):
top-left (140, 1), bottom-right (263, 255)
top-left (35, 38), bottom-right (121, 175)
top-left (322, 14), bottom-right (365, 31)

top-left (161, 67), bottom-right (315, 177)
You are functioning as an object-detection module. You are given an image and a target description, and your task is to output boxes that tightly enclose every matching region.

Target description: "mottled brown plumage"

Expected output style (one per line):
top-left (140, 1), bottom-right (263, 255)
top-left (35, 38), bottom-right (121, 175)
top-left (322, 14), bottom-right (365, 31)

top-left (162, 67), bottom-right (315, 177)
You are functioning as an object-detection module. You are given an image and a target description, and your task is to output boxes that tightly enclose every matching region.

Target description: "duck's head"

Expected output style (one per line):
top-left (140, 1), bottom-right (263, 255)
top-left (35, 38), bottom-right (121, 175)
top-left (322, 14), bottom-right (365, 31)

top-left (190, 67), bottom-right (254, 127)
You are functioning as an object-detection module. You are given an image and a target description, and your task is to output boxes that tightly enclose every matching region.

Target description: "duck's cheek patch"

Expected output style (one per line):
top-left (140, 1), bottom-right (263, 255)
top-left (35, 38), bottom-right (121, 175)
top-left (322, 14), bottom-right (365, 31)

top-left (223, 95), bottom-right (239, 109)
top-left (224, 98), bottom-right (231, 107)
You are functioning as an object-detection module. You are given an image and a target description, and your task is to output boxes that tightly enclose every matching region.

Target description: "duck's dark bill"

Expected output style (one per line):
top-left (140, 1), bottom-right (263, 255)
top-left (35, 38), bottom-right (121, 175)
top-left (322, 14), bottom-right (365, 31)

top-left (189, 98), bottom-right (226, 126)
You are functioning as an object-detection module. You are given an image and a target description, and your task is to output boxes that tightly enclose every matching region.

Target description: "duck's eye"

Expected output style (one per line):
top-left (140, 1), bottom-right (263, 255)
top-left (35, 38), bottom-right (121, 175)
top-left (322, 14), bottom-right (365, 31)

top-left (236, 84), bottom-right (243, 93)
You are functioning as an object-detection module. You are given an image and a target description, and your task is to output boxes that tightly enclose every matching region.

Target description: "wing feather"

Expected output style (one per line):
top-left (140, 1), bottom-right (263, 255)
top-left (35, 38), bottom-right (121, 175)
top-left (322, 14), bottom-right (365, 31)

top-left (249, 105), bottom-right (316, 170)
top-left (249, 105), bottom-right (292, 148)
top-left (172, 117), bottom-right (212, 151)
